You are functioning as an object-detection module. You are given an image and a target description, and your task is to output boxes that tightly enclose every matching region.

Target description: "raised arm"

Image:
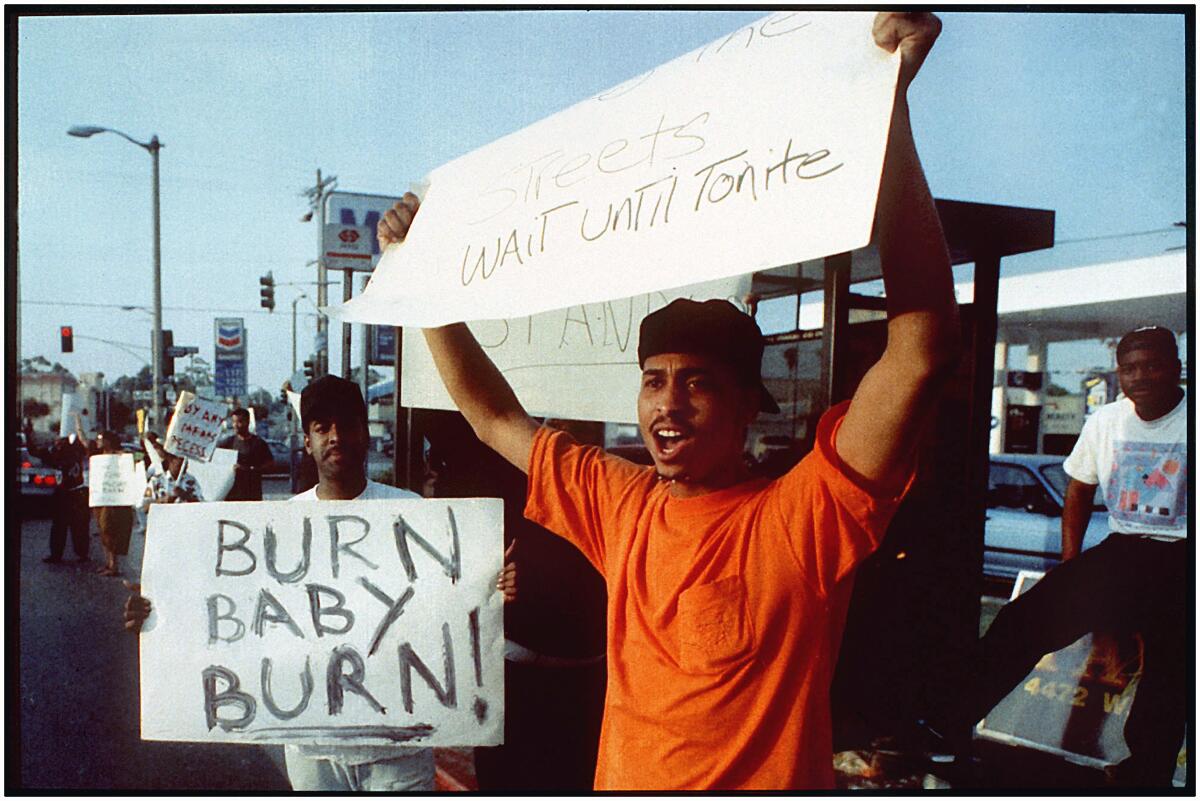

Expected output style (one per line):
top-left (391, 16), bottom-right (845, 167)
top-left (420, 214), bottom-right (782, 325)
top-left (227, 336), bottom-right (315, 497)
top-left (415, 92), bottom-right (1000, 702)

top-left (378, 194), bottom-right (540, 472)
top-left (835, 12), bottom-right (960, 492)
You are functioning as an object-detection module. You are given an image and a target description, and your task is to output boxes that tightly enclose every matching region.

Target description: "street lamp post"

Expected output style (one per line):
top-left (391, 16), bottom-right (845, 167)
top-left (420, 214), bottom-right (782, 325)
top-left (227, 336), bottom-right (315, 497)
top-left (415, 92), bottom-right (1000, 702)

top-left (68, 124), bottom-right (164, 432)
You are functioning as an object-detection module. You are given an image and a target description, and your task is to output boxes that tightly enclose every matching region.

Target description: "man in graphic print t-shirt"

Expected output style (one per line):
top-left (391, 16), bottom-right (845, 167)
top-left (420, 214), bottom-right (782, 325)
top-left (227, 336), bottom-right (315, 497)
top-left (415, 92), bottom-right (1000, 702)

top-left (942, 326), bottom-right (1187, 788)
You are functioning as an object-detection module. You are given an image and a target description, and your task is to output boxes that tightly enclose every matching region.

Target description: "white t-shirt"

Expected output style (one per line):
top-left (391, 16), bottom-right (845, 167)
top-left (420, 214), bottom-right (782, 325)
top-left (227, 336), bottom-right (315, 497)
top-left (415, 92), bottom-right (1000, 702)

top-left (1063, 394), bottom-right (1187, 537)
top-left (290, 479), bottom-right (420, 503)
top-left (286, 479), bottom-right (430, 771)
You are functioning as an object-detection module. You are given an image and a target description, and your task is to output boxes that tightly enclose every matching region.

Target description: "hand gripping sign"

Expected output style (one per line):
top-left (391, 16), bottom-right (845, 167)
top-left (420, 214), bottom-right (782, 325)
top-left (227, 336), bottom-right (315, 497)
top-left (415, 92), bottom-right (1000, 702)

top-left (334, 11), bottom-right (899, 328)
top-left (137, 498), bottom-right (505, 748)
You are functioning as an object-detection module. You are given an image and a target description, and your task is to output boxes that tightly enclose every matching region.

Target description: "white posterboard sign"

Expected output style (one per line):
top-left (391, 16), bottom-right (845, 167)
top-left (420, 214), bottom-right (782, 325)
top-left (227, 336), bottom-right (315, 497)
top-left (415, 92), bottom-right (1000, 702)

top-left (164, 391), bottom-right (226, 462)
top-left (143, 438), bottom-right (163, 473)
top-left (60, 392), bottom-right (84, 438)
top-left (287, 390), bottom-right (303, 424)
top-left (182, 447), bottom-right (239, 502)
top-left (88, 453), bottom-right (142, 507)
top-left (138, 498), bottom-right (505, 747)
top-left (402, 275), bottom-right (750, 423)
top-left (334, 11), bottom-right (898, 328)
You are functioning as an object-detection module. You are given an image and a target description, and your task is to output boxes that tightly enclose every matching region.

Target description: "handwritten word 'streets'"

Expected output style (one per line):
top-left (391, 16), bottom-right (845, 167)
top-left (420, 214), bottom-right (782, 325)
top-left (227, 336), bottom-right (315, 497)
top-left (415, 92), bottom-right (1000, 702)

top-left (468, 111), bottom-right (711, 226)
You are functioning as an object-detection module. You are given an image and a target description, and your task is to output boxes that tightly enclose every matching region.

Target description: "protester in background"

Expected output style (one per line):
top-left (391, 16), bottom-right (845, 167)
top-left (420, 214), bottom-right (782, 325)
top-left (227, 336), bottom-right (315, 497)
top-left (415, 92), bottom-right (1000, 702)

top-left (217, 408), bottom-right (273, 501)
top-left (378, 12), bottom-right (957, 789)
top-left (143, 441), bottom-right (204, 506)
top-left (926, 326), bottom-right (1187, 787)
top-left (125, 375), bottom-right (517, 792)
top-left (42, 435), bottom-right (90, 564)
top-left (92, 430), bottom-right (135, 577)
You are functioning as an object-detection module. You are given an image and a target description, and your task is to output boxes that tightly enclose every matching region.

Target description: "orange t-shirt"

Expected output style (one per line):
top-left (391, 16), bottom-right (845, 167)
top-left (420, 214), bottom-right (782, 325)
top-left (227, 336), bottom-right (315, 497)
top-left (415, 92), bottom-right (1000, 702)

top-left (524, 401), bottom-right (914, 790)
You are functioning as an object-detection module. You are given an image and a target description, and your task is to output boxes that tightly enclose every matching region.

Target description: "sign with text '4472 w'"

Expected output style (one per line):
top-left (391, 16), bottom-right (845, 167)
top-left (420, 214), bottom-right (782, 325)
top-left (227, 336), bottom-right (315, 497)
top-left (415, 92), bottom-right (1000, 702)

top-left (137, 498), bottom-right (505, 748)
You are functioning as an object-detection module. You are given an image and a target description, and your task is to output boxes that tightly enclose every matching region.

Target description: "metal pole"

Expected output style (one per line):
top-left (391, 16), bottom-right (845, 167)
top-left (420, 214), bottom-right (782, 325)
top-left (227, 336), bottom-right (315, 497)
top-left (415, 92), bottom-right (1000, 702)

top-left (315, 170), bottom-right (327, 377)
top-left (292, 295), bottom-right (300, 375)
top-left (341, 270), bottom-right (352, 377)
top-left (150, 136), bottom-right (163, 434)
top-left (820, 252), bottom-right (852, 408)
top-left (393, 326), bottom-right (403, 488)
top-left (360, 275), bottom-right (370, 401)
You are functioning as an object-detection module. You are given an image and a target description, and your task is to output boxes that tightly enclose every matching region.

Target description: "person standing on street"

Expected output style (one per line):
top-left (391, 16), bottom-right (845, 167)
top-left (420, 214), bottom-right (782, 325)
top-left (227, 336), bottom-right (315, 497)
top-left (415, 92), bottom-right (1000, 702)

top-left (218, 408), bottom-right (273, 501)
top-left (42, 435), bottom-right (90, 564)
top-left (932, 325), bottom-right (1187, 787)
top-left (92, 430), bottom-right (135, 577)
top-left (377, 12), bottom-right (958, 790)
top-left (125, 375), bottom-right (517, 792)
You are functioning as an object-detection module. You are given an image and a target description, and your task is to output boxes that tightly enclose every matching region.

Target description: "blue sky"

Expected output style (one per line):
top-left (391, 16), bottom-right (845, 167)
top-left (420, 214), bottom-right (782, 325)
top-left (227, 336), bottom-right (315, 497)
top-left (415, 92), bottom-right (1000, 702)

top-left (15, 9), bottom-right (1190, 397)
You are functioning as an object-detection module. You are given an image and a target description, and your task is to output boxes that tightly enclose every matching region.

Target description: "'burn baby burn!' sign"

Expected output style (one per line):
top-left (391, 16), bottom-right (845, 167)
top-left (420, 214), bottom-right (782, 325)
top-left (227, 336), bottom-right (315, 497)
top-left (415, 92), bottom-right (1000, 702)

top-left (139, 499), bottom-right (505, 747)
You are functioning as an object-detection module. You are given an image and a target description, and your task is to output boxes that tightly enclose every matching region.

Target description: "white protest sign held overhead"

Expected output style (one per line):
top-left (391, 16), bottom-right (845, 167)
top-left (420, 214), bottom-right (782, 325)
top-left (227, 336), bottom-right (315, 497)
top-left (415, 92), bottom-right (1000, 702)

top-left (88, 453), bottom-right (143, 507)
top-left (60, 392), bottom-right (84, 438)
top-left (143, 438), bottom-right (163, 473)
top-left (138, 498), bottom-right (505, 748)
top-left (402, 275), bottom-right (750, 423)
top-left (164, 391), bottom-right (226, 462)
top-left (333, 11), bottom-right (898, 328)
top-left (182, 447), bottom-right (238, 502)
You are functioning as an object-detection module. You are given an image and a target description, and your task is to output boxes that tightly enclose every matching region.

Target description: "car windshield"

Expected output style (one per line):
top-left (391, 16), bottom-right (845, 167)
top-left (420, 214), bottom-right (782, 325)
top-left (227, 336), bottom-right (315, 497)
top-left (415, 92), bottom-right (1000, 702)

top-left (1040, 462), bottom-right (1107, 511)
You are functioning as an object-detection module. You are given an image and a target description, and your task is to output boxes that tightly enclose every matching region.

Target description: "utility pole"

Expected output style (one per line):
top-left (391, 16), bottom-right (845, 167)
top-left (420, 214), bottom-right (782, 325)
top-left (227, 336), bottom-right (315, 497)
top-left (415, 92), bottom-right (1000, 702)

top-left (302, 169), bottom-right (337, 377)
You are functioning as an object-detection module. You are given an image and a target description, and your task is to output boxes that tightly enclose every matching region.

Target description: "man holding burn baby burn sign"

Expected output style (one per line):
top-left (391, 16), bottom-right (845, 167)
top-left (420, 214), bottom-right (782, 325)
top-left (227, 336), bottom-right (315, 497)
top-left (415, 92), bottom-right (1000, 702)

top-left (125, 375), bottom-right (517, 791)
top-left (376, 12), bottom-right (957, 791)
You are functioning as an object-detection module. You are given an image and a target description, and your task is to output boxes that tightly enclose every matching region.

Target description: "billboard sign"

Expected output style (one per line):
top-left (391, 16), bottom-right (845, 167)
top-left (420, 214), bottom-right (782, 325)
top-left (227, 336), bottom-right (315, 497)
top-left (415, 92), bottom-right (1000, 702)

top-left (324, 192), bottom-right (405, 272)
top-left (214, 318), bottom-right (247, 399)
top-left (323, 224), bottom-right (375, 272)
top-left (369, 325), bottom-right (397, 365)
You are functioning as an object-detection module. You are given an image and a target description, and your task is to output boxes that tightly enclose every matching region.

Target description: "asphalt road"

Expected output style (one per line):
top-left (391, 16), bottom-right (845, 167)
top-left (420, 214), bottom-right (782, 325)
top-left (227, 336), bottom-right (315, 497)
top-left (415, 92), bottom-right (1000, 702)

top-left (16, 502), bottom-right (290, 792)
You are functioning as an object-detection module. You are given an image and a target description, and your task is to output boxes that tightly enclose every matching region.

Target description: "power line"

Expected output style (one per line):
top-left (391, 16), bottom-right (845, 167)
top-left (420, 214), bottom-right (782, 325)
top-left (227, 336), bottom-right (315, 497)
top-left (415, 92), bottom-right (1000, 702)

top-left (19, 299), bottom-right (321, 318)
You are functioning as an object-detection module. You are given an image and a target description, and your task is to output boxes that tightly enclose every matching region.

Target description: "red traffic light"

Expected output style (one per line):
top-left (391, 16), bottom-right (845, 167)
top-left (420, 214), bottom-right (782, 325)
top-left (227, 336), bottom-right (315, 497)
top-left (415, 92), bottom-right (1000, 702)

top-left (60, 326), bottom-right (74, 353)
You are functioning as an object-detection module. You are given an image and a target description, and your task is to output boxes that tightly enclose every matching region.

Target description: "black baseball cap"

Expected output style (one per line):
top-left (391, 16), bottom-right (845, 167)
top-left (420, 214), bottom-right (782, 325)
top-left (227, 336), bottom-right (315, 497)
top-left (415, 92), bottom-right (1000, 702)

top-left (638, 298), bottom-right (779, 414)
top-left (1116, 326), bottom-right (1178, 361)
top-left (300, 375), bottom-right (368, 431)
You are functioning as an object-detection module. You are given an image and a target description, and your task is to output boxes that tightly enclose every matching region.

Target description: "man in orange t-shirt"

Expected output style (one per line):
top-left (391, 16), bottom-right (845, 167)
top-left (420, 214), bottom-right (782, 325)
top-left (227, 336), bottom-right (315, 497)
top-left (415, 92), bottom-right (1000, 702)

top-left (379, 12), bottom-right (956, 789)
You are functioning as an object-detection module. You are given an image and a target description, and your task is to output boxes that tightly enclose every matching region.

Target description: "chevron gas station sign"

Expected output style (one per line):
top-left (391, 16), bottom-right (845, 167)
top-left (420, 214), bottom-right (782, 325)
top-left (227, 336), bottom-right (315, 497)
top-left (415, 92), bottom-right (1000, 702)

top-left (213, 317), bottom-right (247, 398)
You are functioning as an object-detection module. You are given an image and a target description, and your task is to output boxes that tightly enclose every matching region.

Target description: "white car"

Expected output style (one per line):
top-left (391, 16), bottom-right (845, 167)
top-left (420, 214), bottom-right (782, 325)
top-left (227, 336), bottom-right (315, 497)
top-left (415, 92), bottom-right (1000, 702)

top-left (984, 453), bottom-right (1109, 581)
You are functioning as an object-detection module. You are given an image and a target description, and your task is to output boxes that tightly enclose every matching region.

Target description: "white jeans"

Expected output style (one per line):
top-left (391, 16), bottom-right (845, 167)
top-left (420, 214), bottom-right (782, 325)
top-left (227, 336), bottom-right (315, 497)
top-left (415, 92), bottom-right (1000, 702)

top-left (283, 746), bottom-right (435, 791)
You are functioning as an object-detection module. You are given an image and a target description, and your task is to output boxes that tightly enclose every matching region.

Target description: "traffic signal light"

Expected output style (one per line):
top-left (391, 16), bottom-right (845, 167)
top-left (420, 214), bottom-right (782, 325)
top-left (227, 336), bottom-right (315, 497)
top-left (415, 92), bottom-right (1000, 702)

top-left (161, 329), bottom-right (175, 377)
top-left (303, 359), bottom-right (315, 380)
top-left (260, 272), bottom-right (275, 312)
top-left (60, 326), bottom-right (74, 353)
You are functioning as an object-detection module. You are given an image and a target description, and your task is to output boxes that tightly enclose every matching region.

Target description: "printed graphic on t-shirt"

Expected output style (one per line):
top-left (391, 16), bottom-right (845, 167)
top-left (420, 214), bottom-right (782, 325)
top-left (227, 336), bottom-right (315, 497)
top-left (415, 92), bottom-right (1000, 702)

top-left (1106, 441), bottom-right (1187, 529)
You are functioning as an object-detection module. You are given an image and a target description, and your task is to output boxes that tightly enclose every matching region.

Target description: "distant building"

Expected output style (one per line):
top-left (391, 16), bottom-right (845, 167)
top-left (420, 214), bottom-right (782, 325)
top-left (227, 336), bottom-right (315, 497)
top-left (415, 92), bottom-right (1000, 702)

top-left (17, 363), bottom-right (108, 440)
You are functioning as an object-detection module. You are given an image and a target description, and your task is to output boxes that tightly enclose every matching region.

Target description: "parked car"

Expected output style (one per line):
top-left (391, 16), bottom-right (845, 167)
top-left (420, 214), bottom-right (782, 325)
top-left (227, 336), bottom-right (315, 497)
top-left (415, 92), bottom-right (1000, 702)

top-left (984, 453), bottom-right (1109, 581)
top-left (263, 439), bottom-right (292, 476)
top-left (17, 447), bottom-right (62, 499)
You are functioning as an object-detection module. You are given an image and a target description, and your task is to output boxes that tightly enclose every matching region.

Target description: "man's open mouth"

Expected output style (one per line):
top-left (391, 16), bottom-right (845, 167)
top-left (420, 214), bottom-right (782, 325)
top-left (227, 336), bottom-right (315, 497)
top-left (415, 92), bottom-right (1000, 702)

top-left (653, 427), bottom-right (693, 460)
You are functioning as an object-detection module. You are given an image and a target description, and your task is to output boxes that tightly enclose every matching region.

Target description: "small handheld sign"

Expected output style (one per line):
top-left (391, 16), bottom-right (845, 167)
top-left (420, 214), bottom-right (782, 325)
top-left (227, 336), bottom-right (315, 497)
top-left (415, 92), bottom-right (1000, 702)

top-left (164, 391), bottom-right (227, 462)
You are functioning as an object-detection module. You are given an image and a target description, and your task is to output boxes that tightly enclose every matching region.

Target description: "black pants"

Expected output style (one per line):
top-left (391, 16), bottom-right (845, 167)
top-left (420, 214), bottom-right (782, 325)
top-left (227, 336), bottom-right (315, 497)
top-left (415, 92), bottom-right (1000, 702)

top-left (474, 658), bottom-right (606, 791)
top-left (957, 534), bottom-right (1186, 786)
top-left (48, 489), bottom-right (90, 559)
